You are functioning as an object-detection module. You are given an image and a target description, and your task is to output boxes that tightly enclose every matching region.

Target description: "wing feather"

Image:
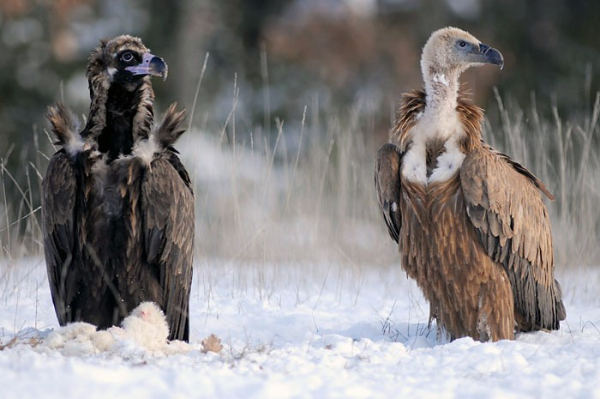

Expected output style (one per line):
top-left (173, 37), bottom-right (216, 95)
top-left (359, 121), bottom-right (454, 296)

top-left (375, 143), bottom-right (403, 243)
top-left (141, 153), bottom-right (194, 341)
top-left (460, 146), bottom-right (566, 330)
top-left (42, 150), bottom-right (78, 325)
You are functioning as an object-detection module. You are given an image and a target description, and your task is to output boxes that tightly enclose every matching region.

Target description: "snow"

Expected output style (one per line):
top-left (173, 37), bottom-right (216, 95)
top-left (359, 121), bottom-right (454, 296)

top-left (42, 302), bottom-right (187, 356)
top-left (1, 258), bottom-right (599, 399)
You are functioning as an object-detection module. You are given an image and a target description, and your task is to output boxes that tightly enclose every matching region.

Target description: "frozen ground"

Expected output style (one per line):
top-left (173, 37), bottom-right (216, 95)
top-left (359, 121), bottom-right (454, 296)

top-left (0, 258), bottom-right (599, 399)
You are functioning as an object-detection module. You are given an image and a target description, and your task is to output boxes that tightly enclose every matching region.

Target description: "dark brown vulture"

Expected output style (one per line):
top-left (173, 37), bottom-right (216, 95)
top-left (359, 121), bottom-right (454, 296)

top-left (42, 35), bottom-right (194, 341)
top-left (375, 27), bottom-right (566, 341)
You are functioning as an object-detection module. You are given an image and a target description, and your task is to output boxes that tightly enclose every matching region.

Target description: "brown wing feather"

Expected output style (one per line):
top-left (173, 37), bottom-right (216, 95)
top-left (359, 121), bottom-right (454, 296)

top-left (141, 153), bottom-right (194, 341)
top-left (42, 150), bottom-right (78, 325)
top-left (460, 146), bottom-right (566, 330)
top-left (375, 90), bottom-right (426, 243)
top-left (375, 143), bottom-right (403, 243)
top-left (393, 90), bottom-right (426, 151)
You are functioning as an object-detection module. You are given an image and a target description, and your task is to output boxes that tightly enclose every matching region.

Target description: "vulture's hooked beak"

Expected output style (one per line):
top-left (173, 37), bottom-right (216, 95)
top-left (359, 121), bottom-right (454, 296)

top-left (126, 53), bottom-right (168, 80)
top-left (475, 43), bottom-right (504, 70)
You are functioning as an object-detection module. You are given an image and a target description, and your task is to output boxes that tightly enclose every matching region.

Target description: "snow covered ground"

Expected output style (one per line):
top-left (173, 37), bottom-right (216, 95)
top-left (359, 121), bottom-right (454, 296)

top-left (1, 258), bottom-right (599, 399)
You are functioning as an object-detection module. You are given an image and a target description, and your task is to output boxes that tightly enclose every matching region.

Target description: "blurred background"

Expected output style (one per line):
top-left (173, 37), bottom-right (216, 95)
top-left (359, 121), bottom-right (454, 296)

top-left (1, 0), bottom-right (599, 267)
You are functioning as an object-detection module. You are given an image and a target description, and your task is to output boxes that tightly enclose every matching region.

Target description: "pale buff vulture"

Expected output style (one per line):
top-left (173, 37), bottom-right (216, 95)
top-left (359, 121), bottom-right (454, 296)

top-left (375, 27), bottom-right (566, 341)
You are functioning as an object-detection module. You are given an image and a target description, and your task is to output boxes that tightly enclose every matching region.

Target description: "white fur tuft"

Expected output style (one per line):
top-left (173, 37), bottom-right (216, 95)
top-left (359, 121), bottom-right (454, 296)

top-left (132, 135), bottom-right (159, 166)
top-left (402, 141), bottom-right (428, 184)
top-left (428, 138), bottom-right (466, 183)
top-left (64, 132), bottom-right (85, 157)
top-left (121, 302), bottom-right (169, 351)
top-left (432, 73), bottom-right (449, 86)
top-left (40, 302), bottom-right (188, 355)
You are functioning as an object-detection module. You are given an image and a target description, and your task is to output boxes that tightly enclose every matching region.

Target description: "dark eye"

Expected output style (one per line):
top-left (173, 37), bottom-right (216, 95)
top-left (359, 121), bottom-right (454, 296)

top-left (458, 41), bottom-right (467, 48)
top-left (121, 52), bottom-right (134, 62)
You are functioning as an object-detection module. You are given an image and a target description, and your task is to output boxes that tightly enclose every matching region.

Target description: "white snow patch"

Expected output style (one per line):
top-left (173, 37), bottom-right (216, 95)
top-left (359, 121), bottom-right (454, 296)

top-left (177, 130), bottom-right (272, 185)
top-left (0, 259), bottom-right (599, 399)
top-left (40, 301), bottom-right (191, 357)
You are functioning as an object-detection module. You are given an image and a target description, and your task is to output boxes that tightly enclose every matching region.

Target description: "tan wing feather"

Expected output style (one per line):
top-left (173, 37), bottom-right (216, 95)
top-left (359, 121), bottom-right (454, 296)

top-left (460, 146), bottom-right (566, 330)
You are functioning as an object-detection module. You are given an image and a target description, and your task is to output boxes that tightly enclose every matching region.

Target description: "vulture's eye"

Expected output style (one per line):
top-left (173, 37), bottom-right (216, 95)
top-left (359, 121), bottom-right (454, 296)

top-left (458, 41), bottom-right (467, 48)
top-left (121, 52), bottom-right (135, 63)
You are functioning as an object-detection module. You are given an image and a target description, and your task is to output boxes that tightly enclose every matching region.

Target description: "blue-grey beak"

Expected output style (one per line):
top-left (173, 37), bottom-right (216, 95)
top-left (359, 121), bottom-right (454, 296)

top-left (476, 43), bottom-right (504, 70)
top-left (125, 53), bottom-right (168, 80)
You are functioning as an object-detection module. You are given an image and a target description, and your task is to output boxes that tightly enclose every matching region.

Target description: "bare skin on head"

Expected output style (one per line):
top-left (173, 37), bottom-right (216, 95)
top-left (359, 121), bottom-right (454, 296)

top-left (402, 27), bottom-right (504, 186)
top-left (375, 27), bottom-right (565, 342)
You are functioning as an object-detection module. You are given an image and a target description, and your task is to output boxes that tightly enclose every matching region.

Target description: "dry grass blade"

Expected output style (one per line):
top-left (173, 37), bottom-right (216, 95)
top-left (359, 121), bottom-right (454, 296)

top-left (0, 336), bottom-right (18, 350)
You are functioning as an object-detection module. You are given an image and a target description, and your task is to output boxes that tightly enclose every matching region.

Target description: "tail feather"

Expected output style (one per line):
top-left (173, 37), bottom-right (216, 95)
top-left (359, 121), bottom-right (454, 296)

top-left (156, 103), bottom-right (186, 150)
top-left (554, 279), bottom-right (567, 322)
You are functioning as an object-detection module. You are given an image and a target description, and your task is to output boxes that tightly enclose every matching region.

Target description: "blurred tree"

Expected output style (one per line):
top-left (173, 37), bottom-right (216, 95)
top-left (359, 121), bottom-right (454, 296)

top-left (0, 1), bottom-right (75, 242)
top-left (0, 0), bottom-right (150, 246)
top-left (2, 0), bottom-right (600, 248)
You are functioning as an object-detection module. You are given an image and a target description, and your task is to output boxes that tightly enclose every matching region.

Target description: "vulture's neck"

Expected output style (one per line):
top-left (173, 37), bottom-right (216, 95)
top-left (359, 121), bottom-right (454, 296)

top-left (408, 66), bottom-right (465, 150)
top-left (85, 79), bottom-right (155, 162)
top-left (423, 67), bottom-right (460, 129)
top-left (401, 67), bottom-right (467, 185)
top-left (97, 85), bottom-right (138, 161)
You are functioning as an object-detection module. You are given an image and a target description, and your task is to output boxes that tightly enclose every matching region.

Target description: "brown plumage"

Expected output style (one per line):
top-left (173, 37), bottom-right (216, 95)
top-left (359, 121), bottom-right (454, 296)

top-left (375, 27), bottom-right (565, 341)
top-left (42, 35), bottom-right (194, 341)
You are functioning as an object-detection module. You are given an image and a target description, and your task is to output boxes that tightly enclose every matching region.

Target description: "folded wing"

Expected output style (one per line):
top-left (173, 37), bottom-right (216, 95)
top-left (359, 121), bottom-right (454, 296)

top-left (460, 146), bottom-right (566, 330)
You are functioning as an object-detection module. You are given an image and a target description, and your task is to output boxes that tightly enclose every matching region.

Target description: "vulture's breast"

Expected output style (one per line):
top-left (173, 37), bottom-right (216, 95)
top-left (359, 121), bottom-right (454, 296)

top-left (399, 167), bottom-right (513, 340)
top-left (399, 161), bottom-right (486, 274)
top-left (398, 174), bottom-right (476, 277)
top-left (88, 160), bottom-right (125, 218)
top-left (83, 158), bottom-right (144, 264)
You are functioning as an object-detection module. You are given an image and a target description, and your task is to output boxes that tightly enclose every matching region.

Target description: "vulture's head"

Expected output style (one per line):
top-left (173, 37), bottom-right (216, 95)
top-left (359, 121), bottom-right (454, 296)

top-left (421, 27), bottom-right (503, 79)
top-left (87, 35), bottom-right (168, 93)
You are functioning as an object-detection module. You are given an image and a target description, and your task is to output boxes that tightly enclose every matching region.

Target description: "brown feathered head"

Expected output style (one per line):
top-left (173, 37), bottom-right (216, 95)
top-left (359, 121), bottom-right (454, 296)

top-left (421, 27), bottom-right (503, 79)
top-left (81, 35), bottom-right (168, 140)
top-left (87, 35), bottom-right (168, 94)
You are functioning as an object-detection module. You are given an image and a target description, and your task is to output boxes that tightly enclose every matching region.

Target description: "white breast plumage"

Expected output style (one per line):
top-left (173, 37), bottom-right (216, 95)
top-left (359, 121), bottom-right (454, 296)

top-left (401, 110), bottom-right (466, 185)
